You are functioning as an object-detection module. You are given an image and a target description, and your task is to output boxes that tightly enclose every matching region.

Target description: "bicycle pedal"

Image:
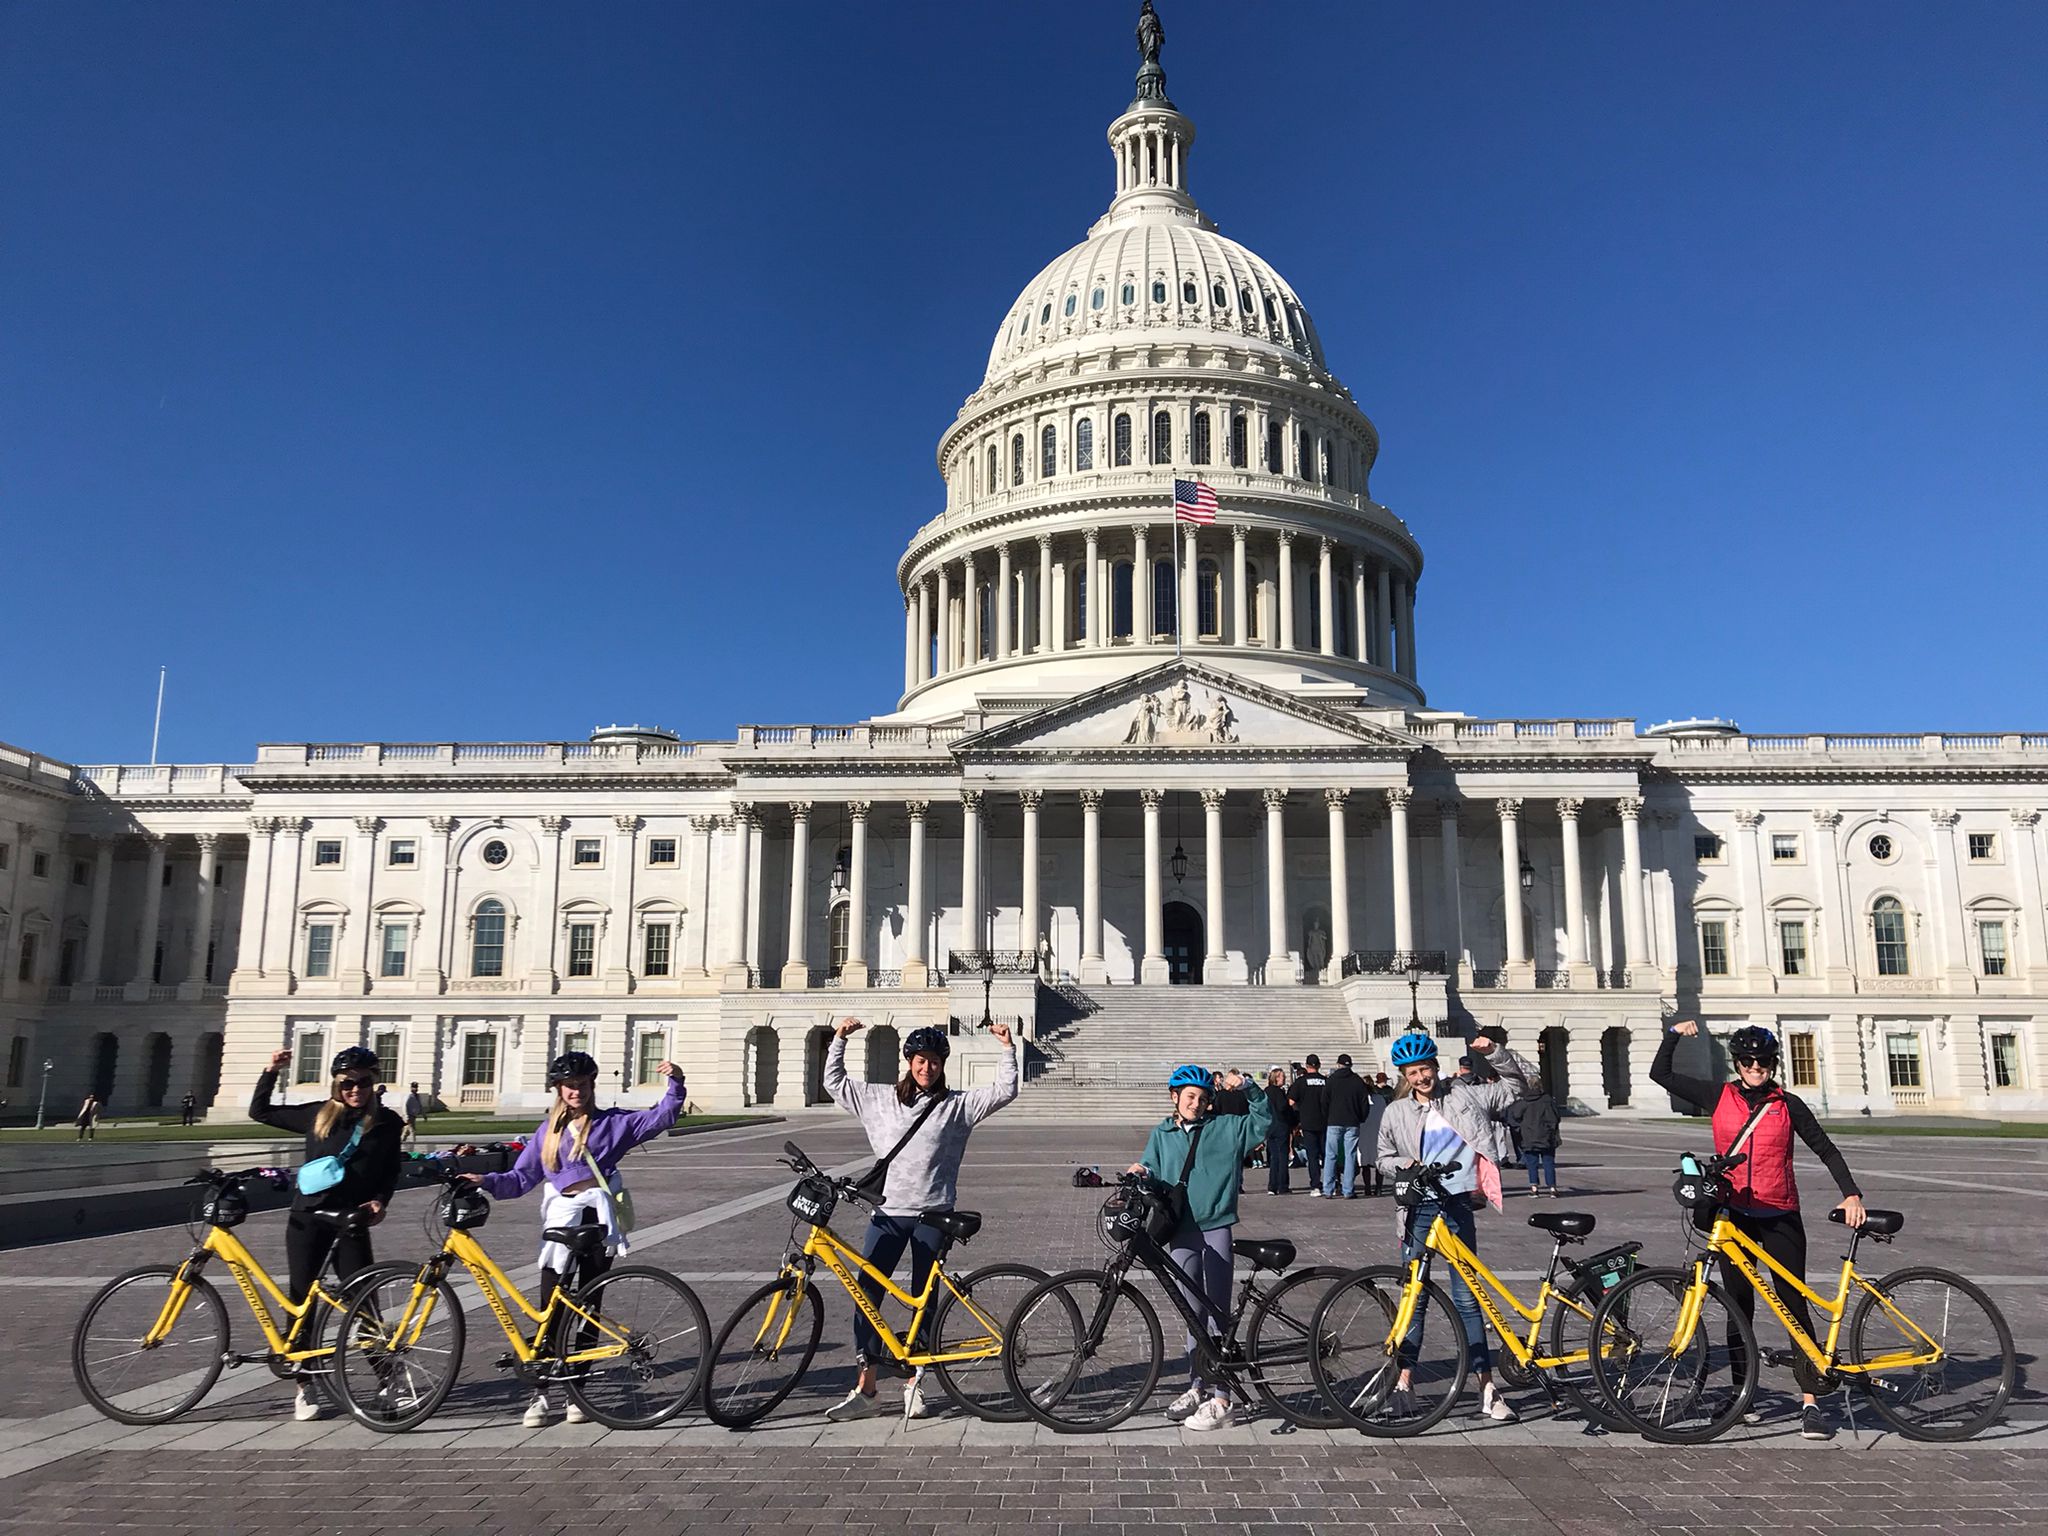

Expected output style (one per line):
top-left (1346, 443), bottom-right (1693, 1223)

top-left (493, 1352), bottom-right (518, 1371)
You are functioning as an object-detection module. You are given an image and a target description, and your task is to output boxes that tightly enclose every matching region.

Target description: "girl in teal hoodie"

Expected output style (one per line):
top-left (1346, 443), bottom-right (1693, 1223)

top-left (1128, 1064), bottom-right (1271, 1430)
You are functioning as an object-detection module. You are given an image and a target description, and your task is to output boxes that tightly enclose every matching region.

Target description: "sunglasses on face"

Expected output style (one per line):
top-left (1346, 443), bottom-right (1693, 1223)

top-left (337, 1076), bottom-right (377, 1091)
top-left (1733, 1055), bottom-right (1773, 1069)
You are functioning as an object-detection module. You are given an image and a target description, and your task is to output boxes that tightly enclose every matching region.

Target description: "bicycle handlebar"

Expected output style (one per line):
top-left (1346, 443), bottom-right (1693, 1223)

top-left (187, 1166), bottom-right (292, 1192)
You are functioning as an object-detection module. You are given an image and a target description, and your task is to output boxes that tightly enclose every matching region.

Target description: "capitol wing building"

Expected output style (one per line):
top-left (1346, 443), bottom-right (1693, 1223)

top-left (3, 21), bottom-right (2045, 1125)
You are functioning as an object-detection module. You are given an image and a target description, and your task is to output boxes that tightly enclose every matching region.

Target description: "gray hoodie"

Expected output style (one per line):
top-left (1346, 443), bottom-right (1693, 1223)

top-left (1376, 1075), bottom-right (1517, 1175)
top-left (825, 1035), bottom-right (1019, 1217)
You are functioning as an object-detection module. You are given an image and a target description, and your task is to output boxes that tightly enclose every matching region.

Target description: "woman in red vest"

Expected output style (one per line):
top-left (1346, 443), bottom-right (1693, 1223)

top-left (1651, 1019), bottom-right (1866, 1440)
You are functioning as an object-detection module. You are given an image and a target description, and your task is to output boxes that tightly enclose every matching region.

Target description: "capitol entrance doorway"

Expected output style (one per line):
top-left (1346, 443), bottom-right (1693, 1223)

top-left (1163, 901), bottom-right (1204, 984)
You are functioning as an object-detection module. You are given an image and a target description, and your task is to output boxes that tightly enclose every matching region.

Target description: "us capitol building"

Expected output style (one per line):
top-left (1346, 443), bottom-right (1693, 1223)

top-left (4, 12), bottom-right (2043, 1124)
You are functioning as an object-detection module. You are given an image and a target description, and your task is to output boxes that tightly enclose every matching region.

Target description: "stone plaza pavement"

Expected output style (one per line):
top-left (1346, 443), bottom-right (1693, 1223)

top-left (1, 1110), bottom-right (2042, 1534)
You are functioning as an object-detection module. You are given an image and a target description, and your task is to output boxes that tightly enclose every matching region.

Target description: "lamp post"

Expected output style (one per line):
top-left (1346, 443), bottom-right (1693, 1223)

top-left (1519, 850), bottom-right (1535, 892)
top-left (979, 958), bottom-right (996, 1035)
top-left (35, 1059), bottom-right (54, 1130)
top-left (1405, 963), bottom-right (1423, 1032)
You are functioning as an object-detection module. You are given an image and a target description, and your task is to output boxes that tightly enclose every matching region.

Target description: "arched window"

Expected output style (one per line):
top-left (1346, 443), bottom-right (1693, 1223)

top-left (1246, 562), bottom-right (1264, 641)
top-left (1071, 560), bottom-right (1088, 639)
top-left (827, 903), bottom-right (850, 976)
top-left (1041, 424), bottom-right (1057, 478)
top-left (1011, 434), bottom-right (1024, 486)
top-left (1211, 281), bottom-right (1227, 307)
top-left (1197, 558), bottom-right (1221, 637)
top-left (1151, 278), bottom-right (1167, 304)
top-left (1182, 279), bottom-right (1198, 305)
top-left (1190, 411), bottom-right (1211, 465)
top-left (1151, 410), bottom-right (1172, 464)
top-left (1299, 431), bottom-right (1317, 483)
top-left (1039, 302), bottom-right (1051, 325)
top-left (1090, 286), bottom-right (1105, 310)
top-left (1121, 280), bottom-right (1135, 306)
top-left (1333, 579), bottom-right (1352, 655)
top-left (1110, 561), bottom-right (1134, 639)
top-left (1873, 897), bottom-right (1911, 975)
top-left (1266, 421), bottom-right (1284, 473)
top-left (1076, 417), bottom-right (1094, 470)
top-left (1306, 577), bottom-right (1322, 650)
top-left (1063, 293), bottom-right (1077, 317)
top-left (1239, 287), bottom-right (1253, 314)
top-left (987, 444), bottom-right (996, 491)
top-left (1263, 295), bottom-right (1278, 329)
top-left (1152, 559), bottom-right (1177, 637)
top-left (1321, 437), bottom-right (1335, 483)
top-left (978, 582), bottom-right (995, 659)
top-left (1229, 413), bottom-right (1247, 468)
top-left (1113, 413), bottom-right (1132, 466)
top-left (472, 900), bottom-right (507, 978)
top-left (1017, 311), bottom-right (1028, 337)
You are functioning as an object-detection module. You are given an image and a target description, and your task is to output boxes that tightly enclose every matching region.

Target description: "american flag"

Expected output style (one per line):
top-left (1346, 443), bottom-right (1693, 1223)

top-left (1173, 478), bottom-right (1218, 524)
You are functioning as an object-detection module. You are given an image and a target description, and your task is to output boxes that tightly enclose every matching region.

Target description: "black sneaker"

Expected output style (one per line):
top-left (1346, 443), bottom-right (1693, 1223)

top-left (1800, 1404), bottom-right (1834, 1441)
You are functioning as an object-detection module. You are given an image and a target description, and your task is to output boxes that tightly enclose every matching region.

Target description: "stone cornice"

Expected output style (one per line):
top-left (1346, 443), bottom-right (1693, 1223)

top-left (231, 769), bottom-right (736, 794)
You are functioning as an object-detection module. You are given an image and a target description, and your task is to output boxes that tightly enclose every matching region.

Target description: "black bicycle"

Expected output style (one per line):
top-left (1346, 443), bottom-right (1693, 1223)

top-left (1000, 1172), bottom-right (1347, 1432)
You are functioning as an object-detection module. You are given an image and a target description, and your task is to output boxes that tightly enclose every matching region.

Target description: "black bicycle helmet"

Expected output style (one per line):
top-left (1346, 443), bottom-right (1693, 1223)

top-left (330, 1045), bottom-right (380, 1078)
top-left (1727, 1025), bottom-right (1780, 1065)
top-left (547, 1051), bottom-right (601, 1085)
top-left (903, 1026), bottom-right (950, 1063)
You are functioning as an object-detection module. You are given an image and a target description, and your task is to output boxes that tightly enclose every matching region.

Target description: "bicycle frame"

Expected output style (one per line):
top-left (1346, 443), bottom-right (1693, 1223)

top-left (151, 1227), bottom-right (342, 1362)
top-left (749, 1221), bottom-right (1002, 1369)
top-left (374, 1226), bottom-right (633, 1369)
top-left (1662, 1217), bottom-right (1944, 1378)
top-left (1099, 1230), bottom-right (1263, 1381)
top-left (1387, 1212), bottom-right (1594, 1373)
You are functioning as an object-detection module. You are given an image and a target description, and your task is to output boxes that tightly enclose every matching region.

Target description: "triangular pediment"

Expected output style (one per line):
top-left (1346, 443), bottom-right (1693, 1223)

top-left (954, 661), bottom-right (1420, 760)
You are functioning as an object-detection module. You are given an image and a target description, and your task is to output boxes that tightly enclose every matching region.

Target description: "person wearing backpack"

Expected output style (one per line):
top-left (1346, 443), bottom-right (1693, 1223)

top-left (249, 1044), bottom-right (403, 1421)
top-left (823, 1016), bottom-right (1017, 1421)
top-left (1517, 1088), bottom-right (1563, 1197)
top-left (1128, 1063), bottom-right (1272, 1430)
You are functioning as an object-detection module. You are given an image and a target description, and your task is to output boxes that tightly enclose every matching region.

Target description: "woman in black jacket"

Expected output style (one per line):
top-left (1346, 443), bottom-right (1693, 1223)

top-left (249, 1043), bottom-right (405, 1420)
top-left (1262, 1068), bottom-right (1297, 1195)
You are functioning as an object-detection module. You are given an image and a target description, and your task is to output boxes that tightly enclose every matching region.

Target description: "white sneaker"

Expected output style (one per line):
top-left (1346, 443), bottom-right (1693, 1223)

top-left (903, 1374), bottom-right (929, 1420)
top-left (564, 1400), bottom-right (589, 1425)
top-left (825, 1388), bottom-right (879, 1421)
top-left (1163, 1386), bottom-right (1205, 1422)
top-left (292, 1386), bottom-right (327, 1423)
top-left (522, 1394), bottom-right (553, 1428)
top-left (1480, 1383), bottom-right (1520, 1423)
top-left (1185, 1396), bottom-right (1231, 1432)
top-left (1309, 1188), bottom-right (1323, 1199)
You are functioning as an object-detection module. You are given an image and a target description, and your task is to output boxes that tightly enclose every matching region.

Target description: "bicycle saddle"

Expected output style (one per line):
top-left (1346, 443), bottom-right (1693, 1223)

top-left (542, 1223), bottom-right (612, 1250)
top-left (1527, 1211), bottom-right (1596, 1239)
top-left (1830, 1207), bottom-right (1904, 1235)
top-left (1230, 1238), bottom-right (1296, 1272)
top-left (924, 1209), bottom-right (983, 1243)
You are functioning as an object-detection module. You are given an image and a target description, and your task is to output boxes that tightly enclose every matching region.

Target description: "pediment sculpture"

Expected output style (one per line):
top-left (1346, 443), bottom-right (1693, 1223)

top-left (1121, 678), bottom-right (1239, 746)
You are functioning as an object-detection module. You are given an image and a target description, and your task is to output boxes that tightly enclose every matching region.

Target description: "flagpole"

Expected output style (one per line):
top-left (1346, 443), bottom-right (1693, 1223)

top-left (1171, 467), bottom-right (1183, 659)
top-left (149, 666), bottom-right (166, 765)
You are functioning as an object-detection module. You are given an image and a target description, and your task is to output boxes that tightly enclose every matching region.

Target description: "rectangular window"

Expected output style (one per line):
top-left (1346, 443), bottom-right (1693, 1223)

top-left (205, 939), bottom-right (216, 982)
top-left (561, 1029), bottom-right (591, 1058)
top-left (313, 839), bottom-right (343, 868)
top-left (647, 837), bottom-right (678, 867)
top-left (461, 1033), bottom-right (498, 1087)
top-left (379, 923), bottom-right (410, 978)
top-left (162, 861), bottom-right (174, 887)
top-left (387, 839), bottom-right (417, 867)
top-left (1991, 1033), bottom-right (2021, 1089)
top-left (304, 923), bottom-right (334, 978)
top-left (1968, 833), bottom-right (1998, 862)
top-left (17, 933), bottom-right (37, 983)
top-left (1979, 920), bottom-right (2008, 977)
top-left (72, 859), bottom-right (89, 886)
top-left (5, 1036), bottom-right (23, 1088)
top-left (572, 838), bottom-right (604, 867)
top-left (567, 922), bottom-right (597, 978)
top-left (59, 937), bottom-right (80, 986)
top-left (31, 851), bottom-right (49, 879)
top-left (637, 1029), bottom-right (666, 1085)
top-left (1266, 421), bottom-right (1283, 473)
top-left (1694, 834), bottom-right (1724, 863)
top-left (1770, 834), bottom-right (1800, 862)
top-left (1779, 919), bottom-right (1807, 976)
top-left (294, 1030), bottom-right (325, 1084)
top-left (372, 1031), bottom-right (401, 1085)
top-left (1699, 920), bottom-right (1730, 977)
top-left (0, 844), bottom-right (9, 870)
top-left (643, 923), bottom-right (672, 978)
top-left (1884, 1032), bottom-right (1923, 1090)
top-left (1788, 1033), bottom-right (1819, 1088)
top-left (1229, 413), bottom-right (1247, 468)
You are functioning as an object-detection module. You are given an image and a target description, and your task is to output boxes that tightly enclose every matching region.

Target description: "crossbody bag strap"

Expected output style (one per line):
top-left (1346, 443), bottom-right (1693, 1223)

top-left (1174, 1118), bottom-right (1208, 1191)
top-left (1723, 1089), bottom-right (1774, 1158)
top-left (337, 1118), bottom-right (365, 1162)
top-left (876, 1092), bottom-right (946, 1174)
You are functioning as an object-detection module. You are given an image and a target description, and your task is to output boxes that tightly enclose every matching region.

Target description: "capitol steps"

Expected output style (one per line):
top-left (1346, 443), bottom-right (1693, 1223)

top-left (1016, 983), bottom-right (1363, 1121)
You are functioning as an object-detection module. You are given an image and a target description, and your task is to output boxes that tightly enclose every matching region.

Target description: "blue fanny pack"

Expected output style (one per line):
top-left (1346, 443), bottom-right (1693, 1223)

top-left (297, 1120), bottom-right (364, 1196)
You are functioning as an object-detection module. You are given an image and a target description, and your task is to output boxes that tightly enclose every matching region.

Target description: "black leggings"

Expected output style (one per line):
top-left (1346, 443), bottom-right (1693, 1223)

top-left (541, 1208), bottom-right (614, 1353)
top-left (1720, 1208), bottom-right (1822, 1396)
top-left (284, 1207), bottom-right (375, 1304)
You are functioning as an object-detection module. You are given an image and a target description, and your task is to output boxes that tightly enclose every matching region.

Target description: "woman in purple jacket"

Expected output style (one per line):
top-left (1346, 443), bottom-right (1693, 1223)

top-left (461, 1049), bottom-right (685, 1426)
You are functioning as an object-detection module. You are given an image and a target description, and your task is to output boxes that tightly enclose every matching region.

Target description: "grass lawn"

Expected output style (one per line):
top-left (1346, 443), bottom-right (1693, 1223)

top-left (0, 1113), bottom-right (769, 1143)
top-left (1639, 1114), bottom-right (2048, 1139)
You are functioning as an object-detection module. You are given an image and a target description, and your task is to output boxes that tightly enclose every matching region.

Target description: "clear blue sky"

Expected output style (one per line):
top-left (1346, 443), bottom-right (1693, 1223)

top-left (4, 2), bottom-right (2043, 765)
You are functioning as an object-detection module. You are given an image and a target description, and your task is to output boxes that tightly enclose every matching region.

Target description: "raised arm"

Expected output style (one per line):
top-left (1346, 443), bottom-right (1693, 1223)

top-left (611, 1071), bottom-right (688, 1151)
top-left (1649, 1023), bottom-right (1725, 1113)
top-left (824, 1027), bottom-right (882, 1117)
top-left (960, 1031), bottom-right (1021, 1125)
top-left (248, 1058), bottom-right (316, 1135)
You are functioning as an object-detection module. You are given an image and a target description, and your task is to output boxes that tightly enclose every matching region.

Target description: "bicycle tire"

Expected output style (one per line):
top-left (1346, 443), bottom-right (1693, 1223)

top-left (332, 1265), bottom-right (468, 1433)
top-left (557, 1266), bottom-right (710, 1430)
top-left (1243, 1265), bottom-right (1349, 1428)
top-left (1536, 1272), bottom-right (1628, 1431)
top-left (1587, 1265), bottom-right (1756, 1444)
top-left (1002, 1268), bottom-right (1162, 1433)
top-left (73, 1265), bottom-right (228, 1425)
top-left (1847, 1265), bottom-right (2014, 1441)
top-left (703, 1275), bottom-right (823, 1429)
top-left (1309, 1264), bottom-right (1469, 1437)
top-left (928, 1263), bottom-right (1048, 1423)
top-left (291, 1262), bottom-right (413, 1413)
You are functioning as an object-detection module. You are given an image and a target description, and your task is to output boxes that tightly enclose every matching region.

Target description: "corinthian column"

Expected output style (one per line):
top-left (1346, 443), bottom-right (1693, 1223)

top-left (1276, 531), bottom-right (1296, 651)
top-left (902, 801), bottom-right (929, 987)
top-left (1080, 789), bottom-right (1106, 984)
top-left (1037, 534), bottom-right (1054, 655)
top-left (958, 791), bottom-right (984, 963)
top-left (1386, 787), bottom-right (1413, 955)
top-left (1326, 789), bottom-right (1351, 980)
top-left (127, 834), bottom-right (168, 995)
top-left (1317, 538), bottom-right (1336, 657)
top-left (1140, 789), bottom-right (1167, 983)
top-left (1498, 798), bottom-right (1528, 976)
top-left (1620, 795), bottom-right (1650, 984)
top-left (842, 802), bottom-right (870, 988)
top-left (1019, 790), bottom-right (1042, 958)
top-left (996, 544), bottom-right (1013, 658)
top-left (1558, 797), bottom-right (1591, 981)
top-left (779, 803), bottom-right (813, 989)
top-left (178, 833), bottom-right (220, 998)
top-left (1263, 789), bottom-right (1294, 983)
top-left (1201, 789), bottom-right (1229, 980)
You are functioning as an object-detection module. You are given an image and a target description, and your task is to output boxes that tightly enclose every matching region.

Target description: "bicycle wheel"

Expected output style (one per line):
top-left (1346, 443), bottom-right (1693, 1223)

top-left (1003, 1268), bottom-right (1161, 1433)
top-left (703, 1275), bottom-right (823, 1428)
top-left (332, 1266), bottom-right (467, 1432)
top-left (556, 1265), bottom-right (710, 1429)
top-left (1310, 1264), bottom-right (1468, 1437)
top-left (1540, 1274), bottom-right (1628, 1431)
top-left (928, 1263), bottom-right (1048, 1422)
top-left (1244, 1265), bottom-right (1348, 1428)
top-left (1848, 1266), bottom-right (2014, 1441)
top-left (73, 1266), bottom-right (228, 1425)
top-left (1588, 1266), bottom-right (1756, 1444)
top-left (290, 1264), bottom-right (413, 1412)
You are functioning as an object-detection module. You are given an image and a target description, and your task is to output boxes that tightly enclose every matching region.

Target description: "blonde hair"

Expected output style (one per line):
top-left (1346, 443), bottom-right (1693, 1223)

top-left (312, 1075), bottom-right (375, 1140)
top-left (541, 1096), bottom-right (593, 1173)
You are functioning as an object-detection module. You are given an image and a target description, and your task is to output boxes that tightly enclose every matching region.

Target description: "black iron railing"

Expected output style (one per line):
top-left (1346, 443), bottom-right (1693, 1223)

top-left (1337, 950), bottom-right (1449, 978)
top-left (946, 949), bottom-right (1038, 975)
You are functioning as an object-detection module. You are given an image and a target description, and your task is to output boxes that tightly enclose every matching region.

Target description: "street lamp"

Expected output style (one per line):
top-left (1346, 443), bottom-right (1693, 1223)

top-left (35, 1059), bottom-right (54, 1131)
top-left (1518, 850), bottom-right (1535, 891)
top-left (1405, 963), bottom-right (1423, 1032)
top-left (979, 958), bottom-right (996, 1034)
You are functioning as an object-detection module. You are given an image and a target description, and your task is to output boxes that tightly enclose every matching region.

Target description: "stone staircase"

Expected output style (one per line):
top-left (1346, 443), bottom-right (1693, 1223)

top-left (1017, 983), bottom-right (1364, 1120)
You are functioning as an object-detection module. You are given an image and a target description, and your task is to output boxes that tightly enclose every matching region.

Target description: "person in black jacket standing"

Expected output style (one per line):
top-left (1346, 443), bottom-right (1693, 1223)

top-left (250, 1043), bottom-right (405, 1421)
top-left (1290, 1055), bottom-right (1329, 1195)
top-left (1262, 1068), bottom-right (1297, 1194)
top-left (1320, 1054), bottom-right (1370, 1199)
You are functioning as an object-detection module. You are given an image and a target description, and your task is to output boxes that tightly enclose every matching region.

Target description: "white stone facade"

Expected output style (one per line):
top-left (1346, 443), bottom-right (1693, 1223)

top-left (6, 25), bottom-right (2044, 1124)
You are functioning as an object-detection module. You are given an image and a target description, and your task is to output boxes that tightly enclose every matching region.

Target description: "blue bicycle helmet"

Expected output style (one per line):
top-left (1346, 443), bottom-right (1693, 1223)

top-left (903, 1026), bottom-right (950, 1062)
top-left (1389, 1031), bottom-right (1439, 1070)
top-left (1168, 1063), bottom-right (1211, 1092)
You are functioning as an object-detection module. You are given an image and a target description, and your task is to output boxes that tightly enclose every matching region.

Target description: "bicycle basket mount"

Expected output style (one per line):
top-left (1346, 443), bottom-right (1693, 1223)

top-left (788, 1174), bottom-right (838, 1228)
top-left (437, 1186), bottom-right (491, 1232)
top-left (189, 1186), bottom-right (248, 1237)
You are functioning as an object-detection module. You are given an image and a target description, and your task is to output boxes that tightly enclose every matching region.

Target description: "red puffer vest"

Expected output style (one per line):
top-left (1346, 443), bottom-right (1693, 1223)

top-left (1712, 1082), bottom-right (1798, 1213)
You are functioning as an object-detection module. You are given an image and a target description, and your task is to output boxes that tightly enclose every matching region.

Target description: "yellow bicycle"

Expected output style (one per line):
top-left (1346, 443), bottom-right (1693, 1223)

top-left (700, 1140), bottom-right (1046, 1428)
top-left (72, 1166), bottom-right (387, 1424)
top-left (1588, 1150), bottom-right (2015, 1442)
top-left (1309, 1160), bottom-right (1639, 1434)
top-left (331, 1161), bottom-right (709, 1431)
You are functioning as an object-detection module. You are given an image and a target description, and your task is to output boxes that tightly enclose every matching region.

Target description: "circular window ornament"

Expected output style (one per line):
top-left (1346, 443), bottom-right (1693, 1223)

top-left (1868, 833), bottom-right (1895, 863)
top-left (482, 839), bottom-right (510, 868)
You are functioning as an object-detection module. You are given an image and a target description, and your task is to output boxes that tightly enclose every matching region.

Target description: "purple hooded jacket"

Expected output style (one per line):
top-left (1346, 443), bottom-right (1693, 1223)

top-left (481, 1076), bottom-right (685, 1200)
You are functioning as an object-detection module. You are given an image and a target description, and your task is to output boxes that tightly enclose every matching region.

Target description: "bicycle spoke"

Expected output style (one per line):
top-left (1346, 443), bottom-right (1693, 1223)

top-left (1849, 1268), bottom-right (2014, 1440)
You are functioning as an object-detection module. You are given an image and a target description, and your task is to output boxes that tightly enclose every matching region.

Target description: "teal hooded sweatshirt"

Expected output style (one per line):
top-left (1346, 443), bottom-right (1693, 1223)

top-left (1139, 1090), bottom-right (1272, 1232)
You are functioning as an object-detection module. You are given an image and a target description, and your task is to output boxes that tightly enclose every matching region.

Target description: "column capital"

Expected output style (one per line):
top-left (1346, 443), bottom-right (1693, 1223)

top-left (1277, 528), bottom-right (1295, 547)
top-left (1556, 796), bottom-right (1583, 820)
top-left (2011, 808), bottom-right (2042, 830)
top-left (429, 815), bottom-right (456, 835)
top-left (1813, 808), bottom-right (1843, 831)
top-left (1198, 788), bottom-right (1225, 812)
top-left (614, 814), bottom-right (643, 835)
top-left (1931, 807), bottom-right (1960, 829)
top-left (1084, 526), bottom-right (1100, 546)
top-left (1262, 787), bottom-right (1288, 812)
top-left (353, 816), bottom-right (383, 838)
top-left (1035, 531), bottom-right (1053, 550)
top-left (248, 815), bottom-right (283, 836)
top-left (1230, 523), bottom-right (1246, 544)
top-left (1435, 799), bottom-right (1461, 826)
top-left (905, 799), bottom-right (930, 822)
top-left (1017, 788), bottom-right (1043, 812)
top-left (193, 831), bottom-right (220, 850)
top-left (784, 802), bottom-right (811, 823)
top-left (846, 800), bottom-right (871, 821)
top-left (1323, 787), bottom-right (1349, 811)
top-left (1733, 807), bottom-right (1761, 829)
top-left (540, 814), bottom-right (568, 835)
top-left (960, 789), bottom-right (983, 813)
top-left (688, 814), bottom-right (718, 833)
top-left (1617, 796), bottom-right (1645, 821)
top-left (1129, 522), bottom-right (1151, 542)
top-left (136, 830), bottom-right (168, 848)
top-left (1494, 797), bottom-right (1522, 820)
top-left (1383, 787), bottom-right (1411, 812)
top-left (1139, 788), bottom-right (1164, 811)
top-left (278, 817), bottom-right (309, 836)
top-left (734, 803), bottom-right (761, 829)
top-left (1078, 788), bottom-right (1105, 812)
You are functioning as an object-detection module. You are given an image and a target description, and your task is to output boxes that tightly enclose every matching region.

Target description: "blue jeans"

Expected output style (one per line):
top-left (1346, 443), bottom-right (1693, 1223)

top-left (1400, 1195), bottom-right (1489, 1373)
top-left (1524, 1148), bottom-right (1557, 1188)
top-left (1321, 1125), bottom-right (1358, 1197)
top-left (851, 1213), bottom-right (941, 1370)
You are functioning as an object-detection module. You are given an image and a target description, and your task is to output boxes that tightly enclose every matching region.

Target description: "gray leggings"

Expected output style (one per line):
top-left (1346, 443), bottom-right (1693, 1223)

top-left (1166, 1224), bottom-right (1235, 1396)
